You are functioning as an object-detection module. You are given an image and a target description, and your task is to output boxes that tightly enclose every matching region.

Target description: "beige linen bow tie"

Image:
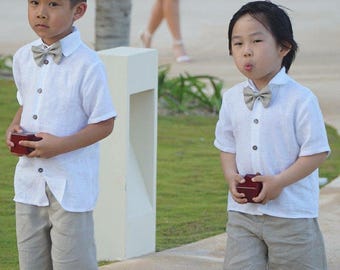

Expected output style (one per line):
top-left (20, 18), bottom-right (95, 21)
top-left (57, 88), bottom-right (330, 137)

top-left (31, 42), bottom-right (63, 66)
top-left (243, 86), bottom-right (272, 110)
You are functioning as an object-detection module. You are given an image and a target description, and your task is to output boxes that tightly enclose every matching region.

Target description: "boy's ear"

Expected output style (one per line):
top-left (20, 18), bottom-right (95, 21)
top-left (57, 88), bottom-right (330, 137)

top-left (73, 2), bottom-right (87, 22)
top-left (279, 42), bottom-right (291, 57)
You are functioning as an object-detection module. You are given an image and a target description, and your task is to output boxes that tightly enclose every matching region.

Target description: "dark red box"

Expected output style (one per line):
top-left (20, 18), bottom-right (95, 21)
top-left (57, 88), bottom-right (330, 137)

top-left (10, 132), bottom-right (42, 155)
top-left (236, 174), bottom-right (263, 203)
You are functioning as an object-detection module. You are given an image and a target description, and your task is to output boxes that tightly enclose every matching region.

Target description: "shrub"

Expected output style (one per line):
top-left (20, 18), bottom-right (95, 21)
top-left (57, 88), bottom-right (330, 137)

top-left (158, 65), bottom-right (223, 115)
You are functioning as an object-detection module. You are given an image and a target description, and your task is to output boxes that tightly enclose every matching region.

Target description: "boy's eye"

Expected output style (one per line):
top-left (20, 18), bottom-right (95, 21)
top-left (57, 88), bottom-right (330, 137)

top-left (233, 42), bottom-right (242, 46)
top-left (254, 40), bottom-right (262, 43)
top-left (49, 2), bottom-right (59, 7)
top-left (28, 0), bottom-right (59, 7)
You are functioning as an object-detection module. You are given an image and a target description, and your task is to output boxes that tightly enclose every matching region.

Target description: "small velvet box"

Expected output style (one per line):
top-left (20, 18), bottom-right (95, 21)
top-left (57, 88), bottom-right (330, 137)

top-left (10, 132), bottom-right (42, 155)
top-left (236, 174), bottom-right (263, 203)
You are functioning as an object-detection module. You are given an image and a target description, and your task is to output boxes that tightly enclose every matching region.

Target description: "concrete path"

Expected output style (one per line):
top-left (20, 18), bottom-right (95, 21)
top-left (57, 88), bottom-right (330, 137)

top-left (1, 1), bottom-right (339, 269)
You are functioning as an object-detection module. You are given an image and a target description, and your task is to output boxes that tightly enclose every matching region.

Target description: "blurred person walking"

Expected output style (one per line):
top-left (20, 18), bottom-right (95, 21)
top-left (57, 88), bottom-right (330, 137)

top-left (140, 0), bottom-right (190, 63)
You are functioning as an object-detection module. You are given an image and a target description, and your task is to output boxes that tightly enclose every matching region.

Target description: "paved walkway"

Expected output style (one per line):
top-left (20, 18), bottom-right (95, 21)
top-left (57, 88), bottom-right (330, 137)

top-left (1, 1), bottom-right (339, 269)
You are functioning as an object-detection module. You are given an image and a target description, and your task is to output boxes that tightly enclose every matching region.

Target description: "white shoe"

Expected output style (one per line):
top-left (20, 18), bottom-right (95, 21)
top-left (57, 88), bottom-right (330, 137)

top-left (173, 40), bottom-right (191, 63)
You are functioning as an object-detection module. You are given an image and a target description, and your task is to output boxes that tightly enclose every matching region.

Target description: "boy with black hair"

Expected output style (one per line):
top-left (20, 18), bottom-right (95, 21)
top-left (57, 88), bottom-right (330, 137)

top-left (215, 1), bottom-right (330, 269)
top-left (6, 0), bottom-right (116, 269)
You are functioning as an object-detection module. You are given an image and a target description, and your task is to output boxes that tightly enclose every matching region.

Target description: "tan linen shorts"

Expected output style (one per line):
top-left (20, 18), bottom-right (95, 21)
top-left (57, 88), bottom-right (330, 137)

top-left (224, 211), bottom-right (327, 270)
top-left (16, 186), bottom-right (98, 270)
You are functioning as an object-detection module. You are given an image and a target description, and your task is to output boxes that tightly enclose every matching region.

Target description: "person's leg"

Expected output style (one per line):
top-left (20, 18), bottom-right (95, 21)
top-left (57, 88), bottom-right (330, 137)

top-left (162, 0), bottom-right (181, 41)
top-left (141, 0), bottom-right (164, 48)
top-left (46, 187), bottom-right (98, 270)
top-left (264, 216), bottom-right (327, 270)
top-left (224, 211), bottom-right (268, 270)
top-left (163, 0), bottom-right (190, 62)
top-left (16, 202), bottom-right (53, 270)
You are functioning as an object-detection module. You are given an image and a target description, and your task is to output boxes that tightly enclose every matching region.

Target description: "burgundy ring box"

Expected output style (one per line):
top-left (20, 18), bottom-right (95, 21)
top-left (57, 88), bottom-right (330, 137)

top-left (236, 174), bottom-right (263, 203)
top-left (10, 132), bottom-right (42, 155)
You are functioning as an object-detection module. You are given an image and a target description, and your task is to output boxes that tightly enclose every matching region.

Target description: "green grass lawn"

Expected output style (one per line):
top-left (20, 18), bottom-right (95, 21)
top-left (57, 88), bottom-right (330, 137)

top-left (1, 79), bottom-right (339, 269)
top-left (0, 79), bottom-right (19, 270)
top-left (156, 115), bottom-right (226, 250)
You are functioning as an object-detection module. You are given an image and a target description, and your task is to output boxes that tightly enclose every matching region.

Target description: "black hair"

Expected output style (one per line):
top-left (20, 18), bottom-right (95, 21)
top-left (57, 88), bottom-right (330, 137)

top-left (70, 0), bottom-right (86, 8)
top-left (228, 1), bottom-right (298, 72)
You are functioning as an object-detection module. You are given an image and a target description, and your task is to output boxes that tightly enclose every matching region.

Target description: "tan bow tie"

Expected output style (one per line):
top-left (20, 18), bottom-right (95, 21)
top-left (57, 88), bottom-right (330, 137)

top-left (31, 42), bottom-right (63, 66)
top-left (243, 86), bottom-right (272, 110)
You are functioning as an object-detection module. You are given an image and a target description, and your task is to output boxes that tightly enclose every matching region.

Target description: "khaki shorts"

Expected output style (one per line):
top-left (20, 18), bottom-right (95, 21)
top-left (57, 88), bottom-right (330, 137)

top-left (16, 186), bottom-right (98, 270)
top-left (224, 211), bottom-right (327, 270)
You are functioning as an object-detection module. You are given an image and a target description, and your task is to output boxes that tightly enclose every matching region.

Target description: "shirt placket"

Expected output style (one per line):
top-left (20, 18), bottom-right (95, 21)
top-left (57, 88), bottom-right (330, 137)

top-left (250, 98), bottom-right (262, 173)
top-left (33, 63), bottom-right (48, 204)
top-left (32, 62), bottom-right (48, 132)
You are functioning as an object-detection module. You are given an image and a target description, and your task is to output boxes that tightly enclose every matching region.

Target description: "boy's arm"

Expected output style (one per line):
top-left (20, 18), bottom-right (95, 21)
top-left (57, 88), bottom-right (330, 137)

top-left (252, 152), bottom-right (329, 204)
top-left (6, 106), bottom-right (23, 148)
top-left (220, 151), bottom-right (248, 204)
top-left (21, 117), bottom-right (115, 159)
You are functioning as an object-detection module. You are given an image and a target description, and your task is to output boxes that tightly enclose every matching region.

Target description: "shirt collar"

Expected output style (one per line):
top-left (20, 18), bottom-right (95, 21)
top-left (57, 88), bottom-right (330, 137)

top-left (244, 67), bottom-right (290, 106)
top-left (32, 26), bottom-right (81, 58)
top-left (59, 27), bottom-right (82, 57)
top-left (246, 67), bottom-right (290, 92)
top-left (268, 67), bottom-right (290, 87)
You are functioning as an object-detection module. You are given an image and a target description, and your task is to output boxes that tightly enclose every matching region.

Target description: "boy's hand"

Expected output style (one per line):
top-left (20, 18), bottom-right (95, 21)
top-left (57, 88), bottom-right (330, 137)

top-left (6, 125), bottom-right (23, 151)
top-left (229, 174), bottom-right (248, 204)
top-left (20, 132), bottom-right (62, 159)
top-left (251, 175), bottom-right (284, 204)
top-left (17, 118), bottom-right (114, 159)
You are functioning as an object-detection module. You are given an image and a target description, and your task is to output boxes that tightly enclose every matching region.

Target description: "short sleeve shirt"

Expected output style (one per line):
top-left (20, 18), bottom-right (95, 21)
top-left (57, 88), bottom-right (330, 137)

top-left (12, 27), bottom-right (117, 212)
top-left (214, 68), bottom-right (330, 218)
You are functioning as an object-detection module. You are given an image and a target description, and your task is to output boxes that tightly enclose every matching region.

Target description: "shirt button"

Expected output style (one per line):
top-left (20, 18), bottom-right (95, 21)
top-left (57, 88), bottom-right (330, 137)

top-left (37, 88), bottom-right (43, 94)
top-left (38, 168), bottom-right (43, 173)
top-left (252, 145), bottom-right (258, 151)
top-left (33, 114), bottom-right (38, 120)
top-left (253, 119), bottom-right (259, 124)
top-left (44, 59), bottom-right (49, 65)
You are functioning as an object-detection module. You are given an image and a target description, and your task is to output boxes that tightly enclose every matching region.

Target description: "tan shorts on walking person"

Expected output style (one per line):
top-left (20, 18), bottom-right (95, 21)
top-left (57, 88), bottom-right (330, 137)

top-left (140, 0), bottom-right (190, 63)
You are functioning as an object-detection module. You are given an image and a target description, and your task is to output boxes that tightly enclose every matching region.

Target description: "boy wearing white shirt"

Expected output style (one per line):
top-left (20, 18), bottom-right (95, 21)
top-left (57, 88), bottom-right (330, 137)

top-left (6, 0), bottom-right (117, 269)
top-left (214, 1), bottom-right (330, 269)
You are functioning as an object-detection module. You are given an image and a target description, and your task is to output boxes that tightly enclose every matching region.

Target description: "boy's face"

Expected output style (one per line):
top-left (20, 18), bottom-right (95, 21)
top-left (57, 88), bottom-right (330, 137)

top-left (28, 0), bottom-right (87, 45)
top-left (230, 14), bottom-right (289, 90)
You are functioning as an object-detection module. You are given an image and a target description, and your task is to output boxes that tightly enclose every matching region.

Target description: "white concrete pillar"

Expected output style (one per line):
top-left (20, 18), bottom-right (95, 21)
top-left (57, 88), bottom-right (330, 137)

top-left (94, 47), bottom-right (158, 261)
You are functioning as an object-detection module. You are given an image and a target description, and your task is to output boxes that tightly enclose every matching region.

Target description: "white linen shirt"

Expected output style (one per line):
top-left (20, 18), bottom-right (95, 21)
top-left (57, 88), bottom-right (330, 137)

top-left (214, 68), bottom-right (330, 218)
top-left (12, 27), bottom-right (117, 212)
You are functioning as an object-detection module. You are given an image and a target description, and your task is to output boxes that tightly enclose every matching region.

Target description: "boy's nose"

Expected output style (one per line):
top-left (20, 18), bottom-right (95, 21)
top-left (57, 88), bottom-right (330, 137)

top-left (36, 6), bottom-right (48, 19)
top-left (243, 45), bottom-right (253, 57)
top-left (37, 13), bottom-right (47, 19)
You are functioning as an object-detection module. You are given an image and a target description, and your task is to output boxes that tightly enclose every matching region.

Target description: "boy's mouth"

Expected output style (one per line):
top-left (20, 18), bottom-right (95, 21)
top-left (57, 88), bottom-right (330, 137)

top-left (35, 23), bottom-right (49, 29)
top-left (244, 64), bottom-right (253, 71)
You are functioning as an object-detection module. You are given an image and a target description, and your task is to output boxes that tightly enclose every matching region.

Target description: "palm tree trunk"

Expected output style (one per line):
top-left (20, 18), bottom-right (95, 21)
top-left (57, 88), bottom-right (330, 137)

top-left (95, 0), bottom-right (132, 51)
